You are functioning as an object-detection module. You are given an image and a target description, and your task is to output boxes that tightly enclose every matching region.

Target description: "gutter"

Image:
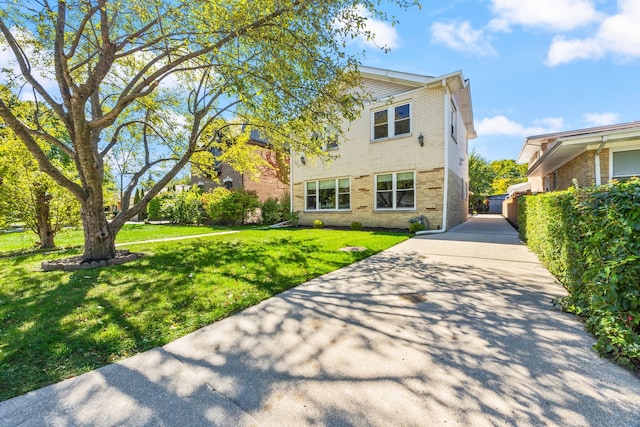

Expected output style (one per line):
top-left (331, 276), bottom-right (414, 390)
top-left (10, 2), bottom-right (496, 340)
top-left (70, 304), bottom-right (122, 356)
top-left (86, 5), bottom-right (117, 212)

top-left (594, 136), bottom-right (607, 186)
top-left (416, 79), bottom-right (449, 236)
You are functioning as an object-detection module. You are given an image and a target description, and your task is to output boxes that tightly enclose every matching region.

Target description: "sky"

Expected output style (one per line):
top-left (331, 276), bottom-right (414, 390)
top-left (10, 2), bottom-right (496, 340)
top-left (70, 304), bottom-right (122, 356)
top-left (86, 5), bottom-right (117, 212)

top-left (2, 1), bottom-right (638, 163)
top-left (351, 0), bottom-right (640, 161)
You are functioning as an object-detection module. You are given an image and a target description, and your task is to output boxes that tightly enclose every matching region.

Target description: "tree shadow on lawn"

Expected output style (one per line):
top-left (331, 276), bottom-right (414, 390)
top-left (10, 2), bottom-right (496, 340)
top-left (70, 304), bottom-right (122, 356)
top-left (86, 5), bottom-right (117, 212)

top-left (4, 248), bottom-right (639, 426)
top-left (0, 233), bottom-right (373, 401)
top-left (0, 266), bottom-right (111, 401)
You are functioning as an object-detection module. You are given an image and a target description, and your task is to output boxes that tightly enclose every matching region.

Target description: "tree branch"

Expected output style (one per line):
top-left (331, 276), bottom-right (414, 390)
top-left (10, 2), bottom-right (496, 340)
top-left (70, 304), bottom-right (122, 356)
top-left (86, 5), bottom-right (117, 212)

top-left (0, 99), bottom-right (85, 200)
top-left (0, 18), bottom-right (68, 125)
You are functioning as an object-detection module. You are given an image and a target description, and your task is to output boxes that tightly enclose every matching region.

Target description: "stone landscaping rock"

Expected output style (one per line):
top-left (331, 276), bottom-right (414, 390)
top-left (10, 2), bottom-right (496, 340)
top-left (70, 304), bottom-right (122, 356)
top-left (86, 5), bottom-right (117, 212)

top-left (339, 246), bottom-right (368, 252)
top-left (41, 250), bottom-right (143, 272)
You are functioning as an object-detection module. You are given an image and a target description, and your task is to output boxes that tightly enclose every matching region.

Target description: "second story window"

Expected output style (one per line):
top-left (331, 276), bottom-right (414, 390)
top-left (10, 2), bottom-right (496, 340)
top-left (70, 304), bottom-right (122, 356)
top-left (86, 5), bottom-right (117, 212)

top-left (372, 103), bottom-right (411, 141)
top-left (325, 134), bottom-right (339, 151)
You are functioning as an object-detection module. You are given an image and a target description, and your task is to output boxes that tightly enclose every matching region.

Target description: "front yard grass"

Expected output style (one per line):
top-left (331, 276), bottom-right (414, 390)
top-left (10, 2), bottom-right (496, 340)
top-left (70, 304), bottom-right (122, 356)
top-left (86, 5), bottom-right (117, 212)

top-left (0, 223), bottom-right (234, 254)
top-left (0, 227), bottom-right (409, 401)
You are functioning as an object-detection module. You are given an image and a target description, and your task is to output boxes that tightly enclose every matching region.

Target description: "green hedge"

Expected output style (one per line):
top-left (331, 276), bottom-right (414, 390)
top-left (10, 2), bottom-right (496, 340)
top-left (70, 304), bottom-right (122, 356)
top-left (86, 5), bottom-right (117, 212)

top-left (519, 178), bottom-right (640, 368)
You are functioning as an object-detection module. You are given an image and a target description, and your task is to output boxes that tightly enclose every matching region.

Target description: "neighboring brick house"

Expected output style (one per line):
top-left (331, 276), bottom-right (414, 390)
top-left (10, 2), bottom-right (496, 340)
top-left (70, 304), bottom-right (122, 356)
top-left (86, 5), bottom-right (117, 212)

top-left (517, 121), bottom-right (640, 192)
top-left (192, 131), bottom-right (289, 202)
top-left (290, 66), bottom-right (476, 231)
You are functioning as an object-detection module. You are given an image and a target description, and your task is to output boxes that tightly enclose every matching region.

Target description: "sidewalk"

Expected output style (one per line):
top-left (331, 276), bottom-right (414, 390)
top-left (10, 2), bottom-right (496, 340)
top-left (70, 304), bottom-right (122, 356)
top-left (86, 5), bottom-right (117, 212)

top-left (1, 215), bottom-right (638, 426)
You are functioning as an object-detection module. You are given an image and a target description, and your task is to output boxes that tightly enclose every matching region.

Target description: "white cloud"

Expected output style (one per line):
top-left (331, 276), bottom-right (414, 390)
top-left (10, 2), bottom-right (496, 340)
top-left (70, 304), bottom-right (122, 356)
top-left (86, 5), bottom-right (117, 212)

top-left (349, 5), bottom-right (400, 50)
top-left (546, 0), bottom-right (640, 65)
top-left (431, 21), bottom-right (497, 56)
top-left (545, 36), bottom-right (604, 65)
top-left (476, 115), bottom-right (566, 138)
top-left (489, 0), bottom-right (602, 32)
top-left (583, 112), bottom-right (621, 126)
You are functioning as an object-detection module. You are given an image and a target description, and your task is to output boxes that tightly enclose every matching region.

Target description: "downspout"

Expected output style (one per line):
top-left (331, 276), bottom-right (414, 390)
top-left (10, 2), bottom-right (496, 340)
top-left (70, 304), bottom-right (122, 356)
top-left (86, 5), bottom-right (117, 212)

top-left (416, 79), bottom-right (449, 235)
top-left (594, 136), bottom-right (607, 186)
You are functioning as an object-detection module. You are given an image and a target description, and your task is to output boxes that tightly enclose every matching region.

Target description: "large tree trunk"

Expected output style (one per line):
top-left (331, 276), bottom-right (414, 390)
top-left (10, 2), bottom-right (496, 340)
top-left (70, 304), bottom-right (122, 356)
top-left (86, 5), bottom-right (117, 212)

top-left (80, 197), bottom-right (115, 262)
top-left (35, 188), bottom-right (55, 249)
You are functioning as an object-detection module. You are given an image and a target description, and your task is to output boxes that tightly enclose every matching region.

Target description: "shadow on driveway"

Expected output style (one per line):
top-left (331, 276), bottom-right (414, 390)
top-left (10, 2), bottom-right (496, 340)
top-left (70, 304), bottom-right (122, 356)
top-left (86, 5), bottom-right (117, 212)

top-left (2, 216), bottom-right (639, 426)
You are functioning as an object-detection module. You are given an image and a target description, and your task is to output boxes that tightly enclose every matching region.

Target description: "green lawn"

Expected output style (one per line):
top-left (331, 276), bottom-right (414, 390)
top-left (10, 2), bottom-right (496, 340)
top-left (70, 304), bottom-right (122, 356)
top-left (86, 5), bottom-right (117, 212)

top-left (0, 226), bottom-right (409, 401)
top-left (0, 223), bottom-right (233, 254)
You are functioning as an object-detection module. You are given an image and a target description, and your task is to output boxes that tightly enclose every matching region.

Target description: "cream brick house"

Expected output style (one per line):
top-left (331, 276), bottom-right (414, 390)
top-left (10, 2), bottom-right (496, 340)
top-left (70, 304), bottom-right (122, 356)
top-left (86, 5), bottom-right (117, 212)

top-left (517, 121), bottom-right (640, 192)
top-left (290, 66), bottom-right (476, 231)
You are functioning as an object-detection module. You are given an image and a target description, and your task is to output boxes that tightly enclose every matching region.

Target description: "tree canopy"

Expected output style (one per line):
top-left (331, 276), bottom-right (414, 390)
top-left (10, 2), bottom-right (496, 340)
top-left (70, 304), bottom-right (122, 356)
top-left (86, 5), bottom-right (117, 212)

top-left (490, 159), bottom-right (528, 194)
top-left (468, 150), bottom-right (528, 212)
top-left (0, 0), bottom-right (419, 261)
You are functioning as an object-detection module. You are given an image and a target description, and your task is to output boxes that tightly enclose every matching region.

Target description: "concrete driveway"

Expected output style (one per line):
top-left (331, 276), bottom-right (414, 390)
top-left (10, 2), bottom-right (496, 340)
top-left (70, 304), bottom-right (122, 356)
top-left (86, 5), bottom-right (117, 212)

top-left (1, 215), bottom-right (639, 426)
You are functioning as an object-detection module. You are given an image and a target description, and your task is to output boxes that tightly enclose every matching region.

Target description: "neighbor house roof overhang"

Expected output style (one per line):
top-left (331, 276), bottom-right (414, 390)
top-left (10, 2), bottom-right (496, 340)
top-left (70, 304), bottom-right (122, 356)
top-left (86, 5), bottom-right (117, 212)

top-left (518, 121), bottom-right (640, 178)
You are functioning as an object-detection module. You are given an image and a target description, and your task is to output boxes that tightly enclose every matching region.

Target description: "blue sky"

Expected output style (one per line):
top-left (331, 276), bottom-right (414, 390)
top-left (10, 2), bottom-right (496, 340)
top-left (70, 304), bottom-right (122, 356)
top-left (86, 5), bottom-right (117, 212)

top-left (2, 1), bottom-right (638, 163)
top-left (351, 0), bottom-right (640, 161)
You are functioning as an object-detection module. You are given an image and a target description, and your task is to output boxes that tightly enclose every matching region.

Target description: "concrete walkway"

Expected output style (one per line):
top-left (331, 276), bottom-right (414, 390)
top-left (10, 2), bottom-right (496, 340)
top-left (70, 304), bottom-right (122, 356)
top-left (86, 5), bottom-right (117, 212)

top-left (1, 215), bottom-right (639, 426)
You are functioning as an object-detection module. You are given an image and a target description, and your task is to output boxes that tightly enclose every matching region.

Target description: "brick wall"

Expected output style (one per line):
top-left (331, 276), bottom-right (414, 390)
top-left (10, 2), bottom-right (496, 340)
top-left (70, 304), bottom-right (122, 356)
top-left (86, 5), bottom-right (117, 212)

top-left (294, 168), bottom-right (446, 230)
top-left (446, 168), bottom-right (467, 228)
top-left (543, 149), bottom-right (610, 191)
top-left (291, 84), bottom-right (446, 183)
top-left (244, 147), bottom-right (289, 202)
top-left (290, 77), bottom-right (479, 231)
top-left (192, 145), bottom-right (288, 202)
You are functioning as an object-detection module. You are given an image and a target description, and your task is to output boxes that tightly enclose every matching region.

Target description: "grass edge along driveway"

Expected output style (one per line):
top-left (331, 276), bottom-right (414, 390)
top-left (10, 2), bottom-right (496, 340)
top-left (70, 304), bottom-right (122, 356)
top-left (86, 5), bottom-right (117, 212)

top-left (0, 227), bottom-right (409, 401)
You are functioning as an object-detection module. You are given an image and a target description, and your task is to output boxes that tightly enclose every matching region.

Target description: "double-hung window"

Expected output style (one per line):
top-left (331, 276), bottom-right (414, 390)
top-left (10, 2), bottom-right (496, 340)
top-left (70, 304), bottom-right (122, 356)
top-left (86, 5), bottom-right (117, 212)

top-left (372, 103), bottom-right (411, 140)
top-left (612, 149), bottom-right (640, 181)
top-left (375, 171), bottom-right (415, 210)
top-left (305, 178), bottom-right (351, 211)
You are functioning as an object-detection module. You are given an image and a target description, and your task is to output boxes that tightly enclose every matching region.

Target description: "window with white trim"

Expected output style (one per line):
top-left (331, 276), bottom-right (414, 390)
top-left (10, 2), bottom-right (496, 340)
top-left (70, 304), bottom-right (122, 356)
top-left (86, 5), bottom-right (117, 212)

top-left (313, 128), bottom-right (339, 151)
top-left (612, 149), bottom-right (640, 180)
top-left (305, 178), bottom-right (350, 211)
top-left (375, 171), bottom-right (415, 209)
top-left (325, 134), bottom-right (339, 151)
top-left (372, 103), bottom-right (411, 140)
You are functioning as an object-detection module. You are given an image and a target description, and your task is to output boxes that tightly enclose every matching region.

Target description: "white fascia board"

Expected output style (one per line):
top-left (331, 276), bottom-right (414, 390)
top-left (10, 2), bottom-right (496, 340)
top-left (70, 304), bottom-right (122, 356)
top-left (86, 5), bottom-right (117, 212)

top-left (359, 66), bottom-right (432, 87)
top-left (560, 128), bottom-right (640, 146)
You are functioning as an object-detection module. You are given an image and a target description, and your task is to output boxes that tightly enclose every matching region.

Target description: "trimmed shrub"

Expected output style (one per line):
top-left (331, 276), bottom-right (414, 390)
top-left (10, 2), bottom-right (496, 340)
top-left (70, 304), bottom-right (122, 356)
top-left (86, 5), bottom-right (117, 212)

top-left (519, 178), bottom-right (640, 368)
top-left (313, 219), bottom-right (324, 229)
top-left (261, 198), bottom-right (283, 225)
top-left (351, 221), bottom-right (363, 231)
top-left (146, 192), bottom-right (173, 220)
top-left (202, 187), bottom-right (260, 225)
top-left (201, 187), bottom-right (231, 223)
top-left (408, 222), bottom-right (425, 233)
top-left (162, 186), bottom-right (203, 224)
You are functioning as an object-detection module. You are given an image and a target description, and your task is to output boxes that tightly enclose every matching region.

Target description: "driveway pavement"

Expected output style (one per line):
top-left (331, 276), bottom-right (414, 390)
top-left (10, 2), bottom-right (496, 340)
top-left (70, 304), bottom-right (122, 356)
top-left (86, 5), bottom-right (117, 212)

top-left (1, 215), bottom-right (639, 426)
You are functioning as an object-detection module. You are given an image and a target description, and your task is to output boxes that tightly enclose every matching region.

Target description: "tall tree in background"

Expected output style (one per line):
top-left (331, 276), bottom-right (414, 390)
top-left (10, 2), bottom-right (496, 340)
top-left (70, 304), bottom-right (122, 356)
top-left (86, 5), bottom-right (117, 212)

top-left (490, 159), bottom-right (528, 194)
top-left (0, 0), bottom-right (419, 262)
top-left (468, 150), bottom-right (495, 212)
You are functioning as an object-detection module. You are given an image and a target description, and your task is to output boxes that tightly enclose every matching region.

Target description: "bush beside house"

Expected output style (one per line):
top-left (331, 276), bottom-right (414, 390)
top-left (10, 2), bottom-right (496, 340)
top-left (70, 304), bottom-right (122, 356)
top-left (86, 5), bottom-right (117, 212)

top-left (201, 187), bottom-right (261, 225)
top-left (518, 178), bottom-right (640, 369)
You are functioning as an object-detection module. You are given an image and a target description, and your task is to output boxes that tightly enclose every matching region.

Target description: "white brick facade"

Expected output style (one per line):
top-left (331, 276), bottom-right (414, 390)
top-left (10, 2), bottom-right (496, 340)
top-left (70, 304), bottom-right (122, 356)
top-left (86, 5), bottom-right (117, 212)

top-left (291, 67), bottom-right (475, 231)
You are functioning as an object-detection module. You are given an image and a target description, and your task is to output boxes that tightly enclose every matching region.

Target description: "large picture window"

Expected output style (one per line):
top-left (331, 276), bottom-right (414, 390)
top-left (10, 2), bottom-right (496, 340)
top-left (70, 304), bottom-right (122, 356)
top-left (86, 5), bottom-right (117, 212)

top-left (305, 178), bottom-right (351, 211)
top-left (372, 103), bottom-right (411, 140)
top-left (375, 171), bottom-right (415, 209)
top-left (612, 149), bottom-right (640, 180)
